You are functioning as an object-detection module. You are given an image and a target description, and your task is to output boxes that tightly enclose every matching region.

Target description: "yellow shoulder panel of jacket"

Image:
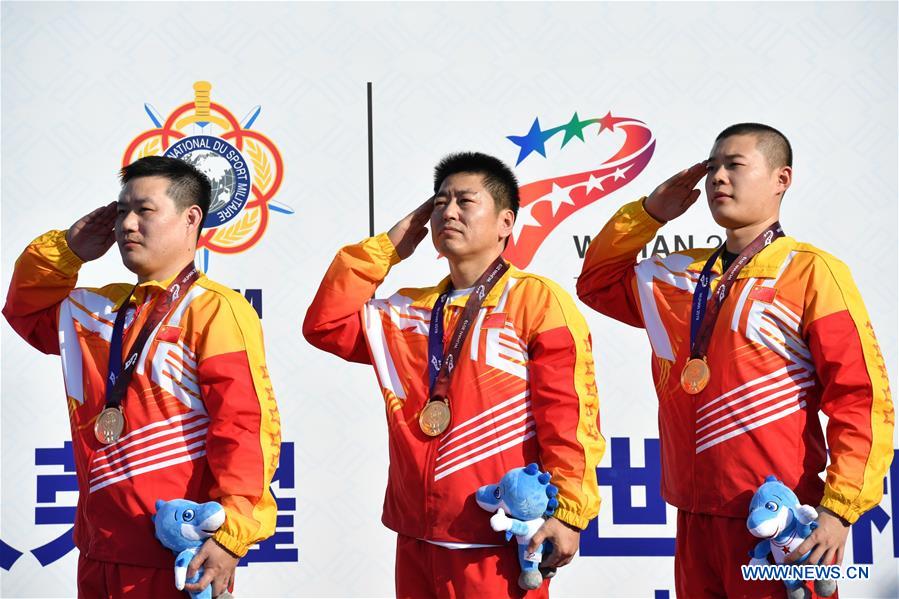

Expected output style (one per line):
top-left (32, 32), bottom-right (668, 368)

top-left (508, 271), bottom-right (591, 337)
top-left (191, 278), bottom-right (265, 359)
top-left (787, 242), bottom-right (859, 321)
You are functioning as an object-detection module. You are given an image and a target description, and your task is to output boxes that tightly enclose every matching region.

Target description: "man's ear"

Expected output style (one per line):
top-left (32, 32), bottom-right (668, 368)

top-left (186, 205), bottom-right (204, 236)
top-left (776, 166), bottom-right (792, 197)
top-left (498, 208), bottom-right (515, 243)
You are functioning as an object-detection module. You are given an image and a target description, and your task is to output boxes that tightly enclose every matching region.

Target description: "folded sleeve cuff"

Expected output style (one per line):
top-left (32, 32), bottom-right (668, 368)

top-left (630, 196), bottom-right (667, 226)
top-left (212, 528), bottom-right (251, 558)
top-left (820, 493), bottom-right (862, 525)
top-left (374, 232), bottom-right (402, 266)
top-left (49, 229), bottom-right (85, 275)
top-left (552, 507), bottom-right (590, 531)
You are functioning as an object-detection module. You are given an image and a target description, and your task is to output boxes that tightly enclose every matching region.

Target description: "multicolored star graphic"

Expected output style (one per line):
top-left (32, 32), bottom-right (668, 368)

top-left (503, 111), bottom-right (655, 268)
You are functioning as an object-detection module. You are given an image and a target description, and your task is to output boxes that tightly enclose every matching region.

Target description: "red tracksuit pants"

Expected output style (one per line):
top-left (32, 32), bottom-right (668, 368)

top-left (675, 511), bottom-right (838, 599)
top-left (395, 534), bottom-right (551, 599)
top-left (77, 554), bottom-right (187, 598)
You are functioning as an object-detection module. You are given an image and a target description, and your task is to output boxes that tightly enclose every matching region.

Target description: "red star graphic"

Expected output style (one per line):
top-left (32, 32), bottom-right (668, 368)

top-left (598, 111), bottom-right (617, 133)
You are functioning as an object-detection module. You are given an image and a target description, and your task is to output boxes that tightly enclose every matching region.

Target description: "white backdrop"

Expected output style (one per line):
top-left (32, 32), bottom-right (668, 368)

top-left (2, 2), bottom-right (897, 597)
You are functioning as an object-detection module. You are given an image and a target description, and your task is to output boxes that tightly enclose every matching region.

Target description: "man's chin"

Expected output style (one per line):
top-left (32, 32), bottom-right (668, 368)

top-left (433, 240), bottom-right (465, 258)
top-left (709, 210), bottom-right (748, 230)
top-left (119, 253), bottom-right (148, 277)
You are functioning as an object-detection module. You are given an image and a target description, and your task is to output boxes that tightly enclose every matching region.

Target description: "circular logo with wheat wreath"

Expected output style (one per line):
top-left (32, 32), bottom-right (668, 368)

top-left (123, 81), bottom-right (289, 263)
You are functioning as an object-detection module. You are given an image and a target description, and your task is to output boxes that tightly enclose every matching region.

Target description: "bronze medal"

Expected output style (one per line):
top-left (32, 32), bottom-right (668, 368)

top-left (681, 358), bottom-right (711, 395)
top-left (419, 400), bottom-right (451, 437)
top-left (94, 407), bottom-right (126, 444)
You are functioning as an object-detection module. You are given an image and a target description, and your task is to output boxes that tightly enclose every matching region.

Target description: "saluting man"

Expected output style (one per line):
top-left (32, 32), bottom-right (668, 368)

top-left (577, 123), bottom-right (893, 598)
top-left (304, 152), bottom-right (605, 598)
top-left (4, 156), bottom-right (281, 598)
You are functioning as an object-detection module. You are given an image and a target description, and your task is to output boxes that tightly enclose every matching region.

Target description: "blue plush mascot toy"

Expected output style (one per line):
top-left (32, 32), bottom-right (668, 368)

top-left (476, 463), bottom-right (559, 590)
top-left (746, 475), bottom-right (836, 599)
top-left (153, 498), bottom-right (226, 599)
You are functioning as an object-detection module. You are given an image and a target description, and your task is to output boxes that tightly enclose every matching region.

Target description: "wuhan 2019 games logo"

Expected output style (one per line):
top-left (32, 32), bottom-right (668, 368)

top-left (503, 110), bottom-right (655, 268)
top-left (122, 81), bottom-right (291, 270)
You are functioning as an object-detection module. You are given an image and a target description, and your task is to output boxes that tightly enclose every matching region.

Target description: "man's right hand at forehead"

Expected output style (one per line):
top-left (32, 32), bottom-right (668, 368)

top-left (65, 202), bottom-right (117, 262)
top-left (643, 162), bottom-right (707, 223)
top-left (387, 196), bottom-right (434, 260)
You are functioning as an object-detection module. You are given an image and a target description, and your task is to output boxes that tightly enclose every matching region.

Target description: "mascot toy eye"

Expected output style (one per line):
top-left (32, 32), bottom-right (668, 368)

top-left (475, 463), bottom-right (559, 591)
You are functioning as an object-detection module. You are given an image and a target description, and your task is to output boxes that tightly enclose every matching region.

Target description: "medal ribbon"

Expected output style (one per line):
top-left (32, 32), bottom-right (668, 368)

top-left (689, 223), bottom-right (784, 360)
top-left (427, 256), bottom-right (509, 403)
top-left (105, 263), bottom-right (199, 409)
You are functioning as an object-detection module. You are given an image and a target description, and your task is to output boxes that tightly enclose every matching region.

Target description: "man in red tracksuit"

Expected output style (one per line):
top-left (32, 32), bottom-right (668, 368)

top-left (4, 157), bottom-right (281, 598)
top-left (577, 123), bottom-right (893, 597)
top-left (304, 152), bottom-right (605, 598)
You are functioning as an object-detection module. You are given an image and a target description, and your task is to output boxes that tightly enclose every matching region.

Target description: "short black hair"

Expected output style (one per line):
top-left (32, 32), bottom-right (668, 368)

top-left (119, 156), bottom-right (212, 238)
top-left (715, 123), bottom-right (793, 169)
top-left (433, 152), bottom-right (520, 216)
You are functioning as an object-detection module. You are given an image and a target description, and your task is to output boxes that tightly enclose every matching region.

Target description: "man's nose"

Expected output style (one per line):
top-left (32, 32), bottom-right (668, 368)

top-left (119, 211), bottom-right (139, 232)
top-left (710, 165), bottom-right (727, 184)
top-left (442, 198), bottom-right (461, 220)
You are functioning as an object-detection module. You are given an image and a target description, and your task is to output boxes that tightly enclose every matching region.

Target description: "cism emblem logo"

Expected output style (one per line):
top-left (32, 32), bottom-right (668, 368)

top-left (123, 81), bottom-right (290, 269)
top-left (503, 111), bottom-right (655, 268)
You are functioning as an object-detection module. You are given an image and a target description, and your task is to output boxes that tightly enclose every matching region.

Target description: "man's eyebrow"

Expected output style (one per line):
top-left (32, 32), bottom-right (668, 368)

top-left (707, 154), bottom-right (747, 162)
top-left (436, 188), bottom-right (478, 196)
top-left (117, 197), bottom-right (151, 206)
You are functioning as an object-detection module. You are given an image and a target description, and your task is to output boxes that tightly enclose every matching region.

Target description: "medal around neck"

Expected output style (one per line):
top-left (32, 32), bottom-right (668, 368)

top-left (681, 358), bottom-right (710, 395)
top-left (419, 399), bottom-right (451, 437)
top-left (423, 256), bottom-right (508, 439)
top-left (95, 407), bottom-right (126, 444)
top-left (101, 264), bottom-right (199, 447)
top-left (682, 224), bottom-right (784, 397)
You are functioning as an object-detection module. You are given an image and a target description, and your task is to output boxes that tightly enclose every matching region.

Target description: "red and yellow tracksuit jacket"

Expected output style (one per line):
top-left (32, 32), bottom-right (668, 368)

top-left (303, 234), bottom-right (605, 541)
top-left (577, 199), bottom-right (894, 522)
top-left (3, 230), bottom-right (281, 567)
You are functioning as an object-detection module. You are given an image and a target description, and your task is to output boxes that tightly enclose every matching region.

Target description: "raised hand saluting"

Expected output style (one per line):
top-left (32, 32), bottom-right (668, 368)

top-left (387, 196), bottom-right (435, 260)
top-left (643, 162), bottom-right (707, 223)
top-left (65, 202), bottom-right (117, 262)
